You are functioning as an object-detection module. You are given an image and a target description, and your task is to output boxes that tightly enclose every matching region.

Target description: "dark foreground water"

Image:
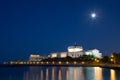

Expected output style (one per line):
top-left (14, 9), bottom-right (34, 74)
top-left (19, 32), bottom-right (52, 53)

top-left (0, 66), bottom-right (120, 80)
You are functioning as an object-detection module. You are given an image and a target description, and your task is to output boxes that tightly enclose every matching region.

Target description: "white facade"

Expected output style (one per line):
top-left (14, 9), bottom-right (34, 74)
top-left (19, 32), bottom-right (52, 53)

top-left (85, 49), bottom-right (102, 58)
top-left (29, 54), bottom-right (41, 61)
top-left (68, 52), bottom-right (85, 58)
top-left (29, 54), bottom-right (48, 61)
top-left (50, 52), bottom-right (67, 58)
top-left (67, 45), bottom-right (102, 58)
top-left (68, 45), bottom-right (84, 58)
top-left (59, 52), bottom-right (67, 58)
top-left (50, 53), bottom-right (57, 58)
top-left (68, 46), bottom-right (83, 52)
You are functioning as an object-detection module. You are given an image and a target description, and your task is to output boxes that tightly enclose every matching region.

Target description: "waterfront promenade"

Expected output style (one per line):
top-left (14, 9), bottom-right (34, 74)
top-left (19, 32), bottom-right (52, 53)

top-left (1, 61), bottom-right (120, 70)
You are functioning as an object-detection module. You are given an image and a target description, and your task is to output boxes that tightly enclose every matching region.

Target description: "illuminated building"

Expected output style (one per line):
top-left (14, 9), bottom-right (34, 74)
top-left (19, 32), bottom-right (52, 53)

top-left (29, 54), bottom-right (48, 61)
top-left (67, 45), bottom-right (85, 58)
top-left (50, 52), bottom-right (67, 58)
top-left (67, 45), bottom-right (102, 58)
top-left (85, 49), bottom-right (102, 58)
top-left (29, 44), bottom-right (102, 61)
top-left (50, 44), bottom-right (102, 58)
top-left (50, 53), bottom-right (57, 58)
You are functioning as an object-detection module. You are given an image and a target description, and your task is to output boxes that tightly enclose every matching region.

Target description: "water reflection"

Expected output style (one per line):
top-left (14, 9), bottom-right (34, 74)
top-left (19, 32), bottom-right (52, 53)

top-left (74, 68), bottom-right (77, 80)
top-left (52, 68), bottom-right (55, 80)
top-left (85, 67), bottom-right (94, 80)
top-left (58, 69), bottom-right (61, 80)
top-left (22, 66), bottom-right (119, 80)
top-left (110, 69), bottom-right (116, 80)
top-left (41, 70), bottom-right (43, 80)
top-left (66, 70), bottom-right (69, 80)
top-left (69, 67), bottom-right (84, 80)
top-left (94, 67), bottom-right (102, 80)
top-left (0, 66), bottom-right (120, 80)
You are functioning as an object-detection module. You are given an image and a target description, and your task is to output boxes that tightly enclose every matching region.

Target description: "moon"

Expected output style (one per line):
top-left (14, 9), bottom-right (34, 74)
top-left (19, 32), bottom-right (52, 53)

top-left (91, 13), bottom-right (96, 18)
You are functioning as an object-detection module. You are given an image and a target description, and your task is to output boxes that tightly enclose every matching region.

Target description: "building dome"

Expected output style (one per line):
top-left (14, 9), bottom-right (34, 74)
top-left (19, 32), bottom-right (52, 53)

top-left (68, 45), bottom-right (83, 52)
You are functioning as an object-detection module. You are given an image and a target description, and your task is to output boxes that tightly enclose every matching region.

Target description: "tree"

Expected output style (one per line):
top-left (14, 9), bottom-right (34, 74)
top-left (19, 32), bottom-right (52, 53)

top-left (101, 56), bottom-right (109, 63)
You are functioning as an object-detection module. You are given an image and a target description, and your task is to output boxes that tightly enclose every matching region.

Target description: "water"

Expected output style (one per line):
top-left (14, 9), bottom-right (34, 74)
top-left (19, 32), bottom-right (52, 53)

top-left (0, 66), bottom-right (120, 80)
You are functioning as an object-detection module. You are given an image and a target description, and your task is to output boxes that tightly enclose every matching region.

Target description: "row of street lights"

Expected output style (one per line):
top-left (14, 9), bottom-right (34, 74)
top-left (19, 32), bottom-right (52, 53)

top-left (4, 61), bottom-right (85, 65)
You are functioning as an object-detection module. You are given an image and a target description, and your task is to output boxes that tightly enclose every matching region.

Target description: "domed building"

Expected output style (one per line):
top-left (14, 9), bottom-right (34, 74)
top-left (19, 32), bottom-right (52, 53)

top-left (68, 45), bottom-right (83, 52)
top-left (67, 45), bottom-right (85, 58)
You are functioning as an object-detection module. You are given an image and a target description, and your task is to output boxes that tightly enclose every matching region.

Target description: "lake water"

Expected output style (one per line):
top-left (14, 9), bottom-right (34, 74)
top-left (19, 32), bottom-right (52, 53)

top-left (0, 66), bottom-right (120, 80)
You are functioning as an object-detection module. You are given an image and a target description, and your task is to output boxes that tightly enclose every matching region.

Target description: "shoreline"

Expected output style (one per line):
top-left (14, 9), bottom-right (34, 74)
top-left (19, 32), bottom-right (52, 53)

top-left (0, 64), bottom-right (120, 70)
top-left (0, 64), bottom-right (100, 67)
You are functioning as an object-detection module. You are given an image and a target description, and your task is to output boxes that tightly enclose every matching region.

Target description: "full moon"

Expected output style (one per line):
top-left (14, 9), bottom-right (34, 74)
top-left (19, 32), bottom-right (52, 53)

top-left (91, 13), bottom-right (96, 18)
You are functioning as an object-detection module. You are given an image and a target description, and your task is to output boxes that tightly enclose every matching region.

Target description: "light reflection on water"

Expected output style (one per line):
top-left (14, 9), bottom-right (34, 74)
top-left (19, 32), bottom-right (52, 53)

top-left (52, 67), bottom-right (55, 80)
top-left (110, 69), bottom-right (116, 80)
top-left (46, 68), bottom-right (48, 80)
top-left (58, 69), bottom-right (61, 80)
top-left (41, 70), bottom-right (43, 80)
top-left (94, 67), bottom-right (102, 80)
top-left (23, 67), bottom-right (114, 80)
top-left (66, 69), bottom-right (68, 80)
top-left (0, 66), bottom-right (120, 80)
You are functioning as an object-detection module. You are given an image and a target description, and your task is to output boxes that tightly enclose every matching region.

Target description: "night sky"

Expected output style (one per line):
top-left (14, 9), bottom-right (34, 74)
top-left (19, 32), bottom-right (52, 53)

top-left (0, 0), bottom-right (120, 62)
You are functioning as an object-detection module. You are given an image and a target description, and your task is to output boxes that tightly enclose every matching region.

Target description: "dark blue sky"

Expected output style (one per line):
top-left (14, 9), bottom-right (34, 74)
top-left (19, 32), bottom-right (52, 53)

top-left (0, 0), bottom-right (120, 62)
